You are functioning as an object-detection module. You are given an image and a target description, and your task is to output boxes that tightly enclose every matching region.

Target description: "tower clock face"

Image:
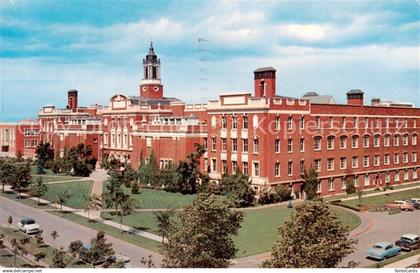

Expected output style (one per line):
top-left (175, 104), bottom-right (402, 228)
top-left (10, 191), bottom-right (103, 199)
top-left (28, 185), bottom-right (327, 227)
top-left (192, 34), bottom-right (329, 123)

top-left (142, 86), bottom-right (147, 92)
top-left (153, 86), bottom-right (159, 92)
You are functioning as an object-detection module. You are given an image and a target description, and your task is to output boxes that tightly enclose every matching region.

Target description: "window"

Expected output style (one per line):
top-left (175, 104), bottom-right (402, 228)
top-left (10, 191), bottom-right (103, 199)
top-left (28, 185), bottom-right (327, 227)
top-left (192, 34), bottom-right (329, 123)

top-left (394, 135), bottom-right (400, 146)
top-left (232, 116), bottom-right (237, 129)
top-left (403, 153), bottom-right (409, 163)
top-left (327, 158), bottom-right (334, 171)
top-left (300, 116), bottom-right (305, 130)
top-left (275, 139), bottom-right (280, 153)
top-left (221, 116), bottom-right (227, 129)
top-left (394, 154), bottom-right (400, 164)
top-left (327, 136), bottom-right (334, 150)
top-left (385, 173), bottom-right (390, 183)
top-left (413, 168), bottom-right (418, 179)
top-left (287, 161), bottom-right (293, 176)
top-left (352, 135), bottom-right (359, 148)
top-left (396, 119), bottom-right (400, 128)
top-left (243, 116), bottom-right (248, 129)
top-left (363, 135), bottom-right (369, 148)
top-left (395, 171), bottom-right (400, 182)
top-left (300, 160), bottom-right (305, 174)
top-left (211, 159), bottom-right (217, 172)
top-left (340, 157), bottom-right (347, 169)
top-left (341, 178), bottom-right (346, 189)
top-left (364, 174), bottom-right (370, 186)
top-left (275, 116), bottom-right (280, 130)
top-left (314, 136), bottom-right (322, 150)
top-left (363, 155), bottom-right (369, 167)
top-left (413, 152), bottom-right (417, 163)
top-left (352, 156), bottom-right (358, 168)
top-left (300, 138), bottom-right (305, 152)
top-left (328, 179), bottom-right (334, 191)
top-left (374, 118), bottom-right (380, 128)
top-left (339, 136), bottom-right (347, 149)
top-left (354, 117), bottom-right (358, 128)
top-left (232, 139), bottom-right (237, 152)
top-left (242, 162), bottom-right (248, 175)
top-left (222, 160), bottom-right (227, 173)
top-left (384, 134), bottom-right (390, 147)
top-left (104, 133), bottom-right (108, 146)
top-left (243, 139), bottom-right (248, 153)
top-left (221, 138), bottom-right (227, 151)
top-left (384, 154), bottom-right (390, 165)
top-left (329, 117), bottom-right (334, 128)
top-left (374, 134), bottom-right (380, 147)
top-left (253, 138), bottom-right (259, 153)
top-left (342, 117), bottom-right (346, 129)
top-left (287, 116), bottom-right (293, 130)
top-left (403, 134), bottom-right (409, 146)
top-left (412, 134), bottom-right (417, 145)
top-left (374, 155), bottom-right (380, 166)
top-left (354, 176), bottom-right (359, 187)
top-left (24, 129), bottom-right (30, 136)
top-left (287, 139), bottom-right (293, 153)
top-left (317, 182), bottom-right (321, 193)
top-left (315, 116), bottom-right (320, 128)
top-left (404, 170), bottom-right (409, 181)
top-left (404, 118), bottom-right (408, 128)
top-left (253, 161), bottom-right (260, 176)
top-left (275, 162), bottom-right (280, 177)
top-left (211, 137), bottom-right (217, 151)
top-left (232, 161), bottom-right (237, 173)
top-left (314, 159), bottom-right (321, 172)
top-left (24, 139), bottom-right (30, 147)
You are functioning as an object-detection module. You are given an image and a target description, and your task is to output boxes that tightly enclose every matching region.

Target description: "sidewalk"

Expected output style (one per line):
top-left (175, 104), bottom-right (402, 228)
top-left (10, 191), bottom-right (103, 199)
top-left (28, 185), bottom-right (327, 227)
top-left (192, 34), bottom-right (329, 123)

top-left (340, 184), bottom-right (420, 202)
top-left (384, 254), bottom-right (420, 268)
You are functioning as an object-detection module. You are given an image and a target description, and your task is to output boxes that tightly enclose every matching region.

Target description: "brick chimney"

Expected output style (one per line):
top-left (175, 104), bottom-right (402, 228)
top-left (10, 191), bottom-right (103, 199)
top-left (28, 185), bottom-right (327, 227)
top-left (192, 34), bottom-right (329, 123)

top-left (371, 97), bottom-right (380, 106)
top-left (346, 89), bottom-right (364, 106)
top-left (68, 89), bottom-right (78, 111)
top-left (254, 67), bottom-right (276, 98)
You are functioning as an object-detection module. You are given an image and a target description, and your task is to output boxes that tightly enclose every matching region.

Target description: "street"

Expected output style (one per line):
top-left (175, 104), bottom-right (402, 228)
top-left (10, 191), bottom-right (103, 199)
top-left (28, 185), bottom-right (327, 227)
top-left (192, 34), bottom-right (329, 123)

top-left (0, 195), bottom-right (162, 268)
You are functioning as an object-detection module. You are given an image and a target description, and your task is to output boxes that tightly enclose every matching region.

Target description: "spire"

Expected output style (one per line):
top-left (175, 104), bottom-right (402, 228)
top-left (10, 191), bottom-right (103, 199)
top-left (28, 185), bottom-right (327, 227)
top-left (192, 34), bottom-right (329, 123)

top-left (148, 40), bottom-right (155, 56)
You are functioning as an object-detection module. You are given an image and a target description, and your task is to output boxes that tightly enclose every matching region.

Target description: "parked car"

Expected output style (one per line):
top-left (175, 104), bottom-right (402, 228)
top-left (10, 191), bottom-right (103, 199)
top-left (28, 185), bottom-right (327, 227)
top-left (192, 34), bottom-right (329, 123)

top-left (79, 243), bottom-right (108, 266)
top-left (395, 234), bottom-right (420, 251)
top-left (16, 217), bottom-right (40, 234)
top-left (406, 200), bottom-right (420, 210)
top-left (107, 254), bottom-right (131, 267)
top-left (384, 200), bottom-right (414, 211)
top-left (367, 242), bottom-right (401, 260)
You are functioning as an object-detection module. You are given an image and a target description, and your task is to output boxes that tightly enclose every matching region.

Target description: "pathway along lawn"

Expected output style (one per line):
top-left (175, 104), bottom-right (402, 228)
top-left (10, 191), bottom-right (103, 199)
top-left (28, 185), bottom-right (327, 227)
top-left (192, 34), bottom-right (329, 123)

top-left (341, 188), bottom-right (420, 210)
top-left (42, 181), bottom-right (93, 209)
top-left (32, 175), bottom-right (82, 183)
top-left (102, 203), bottom-right (360, 258)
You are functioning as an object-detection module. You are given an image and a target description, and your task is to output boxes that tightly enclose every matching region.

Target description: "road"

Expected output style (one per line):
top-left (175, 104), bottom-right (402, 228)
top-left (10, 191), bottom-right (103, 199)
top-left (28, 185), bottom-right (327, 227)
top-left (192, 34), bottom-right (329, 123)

top-left (0, 196), bottom-right (162, 268)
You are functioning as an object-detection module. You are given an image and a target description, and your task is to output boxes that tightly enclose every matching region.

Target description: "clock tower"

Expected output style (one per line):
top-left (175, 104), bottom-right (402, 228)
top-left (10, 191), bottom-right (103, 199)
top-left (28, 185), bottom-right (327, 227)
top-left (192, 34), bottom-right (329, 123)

top-left (140, 42), bottom-right (163, 99)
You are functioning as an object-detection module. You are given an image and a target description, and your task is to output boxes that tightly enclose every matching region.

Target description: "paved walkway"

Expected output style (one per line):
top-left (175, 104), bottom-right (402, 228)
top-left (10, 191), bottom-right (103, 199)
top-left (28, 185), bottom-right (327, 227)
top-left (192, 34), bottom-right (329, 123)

top-left (384, 254), bottom-right (420, 268)
top-left (340, 184), bottom-right (420, 202)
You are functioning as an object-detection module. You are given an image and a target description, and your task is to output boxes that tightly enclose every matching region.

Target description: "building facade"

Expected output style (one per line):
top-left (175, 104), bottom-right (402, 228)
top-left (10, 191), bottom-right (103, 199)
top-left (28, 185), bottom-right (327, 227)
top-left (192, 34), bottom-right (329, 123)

top-left (2, 44), bottom-right (419, 197)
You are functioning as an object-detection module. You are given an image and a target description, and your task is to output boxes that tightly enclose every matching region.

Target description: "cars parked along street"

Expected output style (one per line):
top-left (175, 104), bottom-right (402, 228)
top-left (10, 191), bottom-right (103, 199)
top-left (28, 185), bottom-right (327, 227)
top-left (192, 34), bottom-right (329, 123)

top-left (384, 201), bottom-right (414, 211)
top-left (367, 242), bottom-right (401, 260)
top-left (395, 234), bottom-right (420, 251)
top-left (16, 217), bottom-right (40, 234)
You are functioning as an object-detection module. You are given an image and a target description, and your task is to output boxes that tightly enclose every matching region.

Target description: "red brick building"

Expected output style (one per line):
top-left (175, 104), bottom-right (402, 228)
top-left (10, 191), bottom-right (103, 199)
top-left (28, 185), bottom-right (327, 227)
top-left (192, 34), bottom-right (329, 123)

top-left (2, 44), bottom-right (418, 197)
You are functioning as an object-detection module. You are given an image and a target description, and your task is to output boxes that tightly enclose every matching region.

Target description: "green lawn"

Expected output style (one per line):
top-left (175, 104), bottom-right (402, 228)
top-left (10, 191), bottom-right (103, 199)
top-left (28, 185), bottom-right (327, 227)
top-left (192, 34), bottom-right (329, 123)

top-left (341, 188), bottom-right (420, 210)
top-left (42, 181), bottom-right (93, 209)
top-left (102, 202), bottom-right (360, 258)
top-left (49, 211), bottom-right (161, 253)
top-left (103, 183), bottom-right (196, 209)
top-left (32, 175), bottom-right (82, 183)
top-left (0, 248), bottom-right (33, 268)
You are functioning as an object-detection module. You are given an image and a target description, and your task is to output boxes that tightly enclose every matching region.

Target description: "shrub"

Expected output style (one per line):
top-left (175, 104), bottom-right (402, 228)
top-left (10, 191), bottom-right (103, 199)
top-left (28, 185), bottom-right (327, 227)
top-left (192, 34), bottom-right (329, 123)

top-left (345, 178), bottom-right (356, 194)
top-left (131, 182), bottom-right (140, 194)
top-left (274, 185), bottom-right (292, 202)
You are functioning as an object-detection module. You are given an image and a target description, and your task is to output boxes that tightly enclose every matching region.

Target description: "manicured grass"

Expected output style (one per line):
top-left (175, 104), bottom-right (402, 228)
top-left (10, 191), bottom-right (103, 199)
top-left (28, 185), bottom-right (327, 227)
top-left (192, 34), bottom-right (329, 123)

top-left (32, 175), bottom-right (82, 183)
top-left (42, 181), bottom-right (93, 209)
top-left (341, 188), bottom-right (420, 210)
top-left (365, 249), bottom-right (420, 268)
top-left (49, 211), bottom-right (161, 253)
top-left (0, 226), bottom-right (89, 268)
top-left (101, 211), bottom-right (162, 234)
top-left (103, 183), bottom-right (196, 209)
top-left (0, 248), bottom-right (33, 267)
top-left (0, 191), bottom-right (55, 210)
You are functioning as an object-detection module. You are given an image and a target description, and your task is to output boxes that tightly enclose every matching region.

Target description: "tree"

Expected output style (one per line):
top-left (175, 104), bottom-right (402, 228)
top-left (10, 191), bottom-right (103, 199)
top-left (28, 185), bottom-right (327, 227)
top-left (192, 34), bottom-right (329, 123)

top-left (52, 247), bottom-right (67, 268)
top-left (154, 209), bottom-right (175, 243)
top-left (301, 166), bottom-right (319, 200)
top-left (140, 255), bottom-right (155, 268)
top-left (345, 177), bottom-right (356, 194)
top-left (28, 176), bottom-right (48, 205)
top-left (87, 231), bottom-right (115, 268)
top-left (68, 240), bottom-right (84, 259)
top-left (175, 143), bottom-right (206, 194)
top-left (117, 195), bottom-right (136, 232)
top-left (137, 151), bottom-right (159, 186)
top-left (51, 230), bottom-right (59, 240)
top-left (221, 170), bottom-right (255, 207)
top-left (68, 143), bottom-right (96, 177)
top-left (262, 201), bottom-right (356, 268)
top-left (12, 163), bottom-right (32, 198)
top-left (84, 194), bottom-right (102, 221)
top-left (161, 192), bottom-right (244, 268)
top-left (10, 237), bottom-right (29, 267)
top-left (0, 159), bottom-right (15, 193)
top-left (56, 190), bottom-right (71, 211)
top-left (34, 252), bottom-right (46, 262)
top-left (35, 142), bottom-right (54, 174)
top-left (34, 231), bottom-right (45, 247)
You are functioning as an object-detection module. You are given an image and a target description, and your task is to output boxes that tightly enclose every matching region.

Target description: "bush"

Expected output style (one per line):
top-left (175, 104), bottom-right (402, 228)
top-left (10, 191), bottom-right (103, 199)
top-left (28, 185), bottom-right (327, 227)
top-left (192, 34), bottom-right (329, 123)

top-left (131, 182), bottom-right (140, 194)
top-left (258, 190), bottom-right (277, 205)
top-left (274, 185), bottom-right (292, 202)
top-left (345, 178), bottom-right (356, 194)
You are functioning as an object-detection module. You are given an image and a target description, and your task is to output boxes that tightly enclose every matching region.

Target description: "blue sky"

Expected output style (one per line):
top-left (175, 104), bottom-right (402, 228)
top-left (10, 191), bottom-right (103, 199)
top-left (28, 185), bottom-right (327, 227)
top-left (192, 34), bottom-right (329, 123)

top-left (0, 0), bottom-right (419, 121)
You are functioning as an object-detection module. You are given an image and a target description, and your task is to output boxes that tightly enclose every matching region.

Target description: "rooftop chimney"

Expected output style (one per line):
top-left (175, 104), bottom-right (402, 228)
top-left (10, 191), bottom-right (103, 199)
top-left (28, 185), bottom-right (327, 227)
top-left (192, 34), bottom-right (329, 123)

top-left (254, 67), bottom-right (276, 98)
top-left (346, 89), bottom-right (364, 106)
top-left (371, 97), bottom-right (380, 106)
top-left (68, 89), bottom-right (78, 111)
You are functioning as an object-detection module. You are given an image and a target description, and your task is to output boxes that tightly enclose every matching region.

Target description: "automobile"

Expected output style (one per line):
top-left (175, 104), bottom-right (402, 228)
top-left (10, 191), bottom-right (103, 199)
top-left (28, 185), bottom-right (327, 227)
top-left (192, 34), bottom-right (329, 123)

top-left (367, 242), bottom-right (401, 260)
top-left (395, 234), bottom-right (420, 251)
top-left (384, 200), bottom-right (414, 211)
top-left (406, 200), bottom-right (420, 210)
top-left (411, 198), bottom-right (420, 204)
top-left (107, 254), bottom-right (131, 267)
top-left (79, 244), bottom-right (108, 266)
top-left (16, 217), bottom-right (41, 234)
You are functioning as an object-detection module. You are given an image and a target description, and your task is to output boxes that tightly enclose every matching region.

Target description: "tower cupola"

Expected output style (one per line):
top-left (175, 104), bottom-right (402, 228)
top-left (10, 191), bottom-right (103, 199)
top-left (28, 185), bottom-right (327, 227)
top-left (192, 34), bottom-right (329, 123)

top-left (140, 42), bottom-right (163, 98)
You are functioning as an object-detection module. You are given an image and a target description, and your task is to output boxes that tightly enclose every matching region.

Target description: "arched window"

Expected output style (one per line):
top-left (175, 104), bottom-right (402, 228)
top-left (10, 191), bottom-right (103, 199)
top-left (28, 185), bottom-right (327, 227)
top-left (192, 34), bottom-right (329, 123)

top-left (313, 136), bottom-right (322, 150)
top-left (374, 134), bottom-right (380, 147)
top-left (327, 136), bottom-right (335, 150)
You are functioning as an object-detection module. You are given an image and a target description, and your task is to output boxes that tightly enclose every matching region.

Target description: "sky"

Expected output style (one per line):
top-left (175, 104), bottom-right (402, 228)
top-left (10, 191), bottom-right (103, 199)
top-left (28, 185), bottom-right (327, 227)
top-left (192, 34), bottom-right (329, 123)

top-left (0, 0), bottom-right (419, 122)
